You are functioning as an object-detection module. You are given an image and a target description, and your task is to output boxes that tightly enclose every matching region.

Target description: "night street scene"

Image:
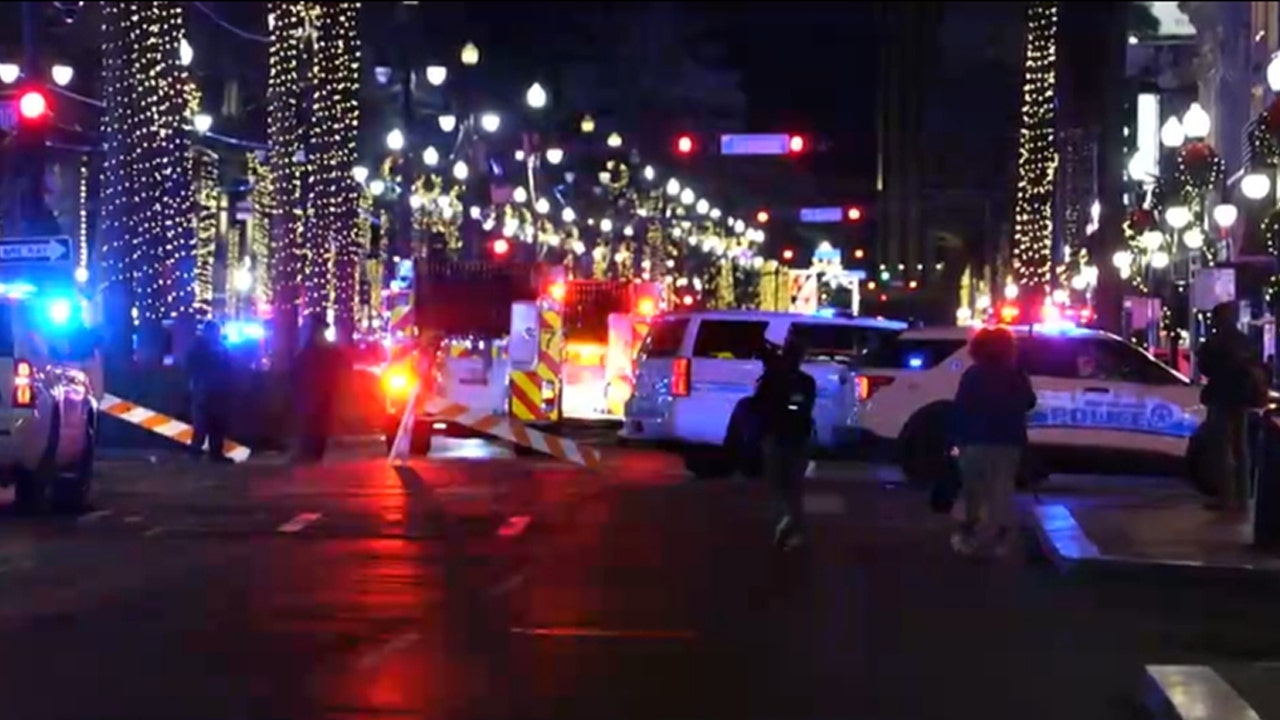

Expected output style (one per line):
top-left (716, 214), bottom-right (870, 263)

top-left (4, 1), bottom-right (1280, 718)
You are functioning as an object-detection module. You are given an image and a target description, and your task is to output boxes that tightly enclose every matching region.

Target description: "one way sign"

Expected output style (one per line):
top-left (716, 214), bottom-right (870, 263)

top-left (0, 236), bottom-right (72, 264)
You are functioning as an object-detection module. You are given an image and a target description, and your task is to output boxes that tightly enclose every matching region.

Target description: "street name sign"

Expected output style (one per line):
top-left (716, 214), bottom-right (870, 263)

top-left (719, 133), bottom-right (791, 156)
top-left (799, 207), bottom-right (844, 223)
top-left (0, 236), bottom-right (73, 264)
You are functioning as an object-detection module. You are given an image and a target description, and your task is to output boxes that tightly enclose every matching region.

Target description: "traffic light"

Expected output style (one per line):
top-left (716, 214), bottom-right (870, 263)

top-left (17, 89), bottom-right (48, 122)
top-left (845, 206), bottom-right (863, 222)
top-left (491, 238), bottom-right (511, 257)
top-left (781, 248), bottom-right (795, 262)
top-left (675, 134), bottom-right (695, 155)
top-left (755, 209), bottom-right (770, 224)
top-left (787, 134), bottom-right (807, 154)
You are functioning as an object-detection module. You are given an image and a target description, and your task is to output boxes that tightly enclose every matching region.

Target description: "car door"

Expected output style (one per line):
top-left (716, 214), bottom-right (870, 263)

top-left (1023, 335), bottom-right (1199, 456)
top-left (683, 318), bottom-right (770, 444)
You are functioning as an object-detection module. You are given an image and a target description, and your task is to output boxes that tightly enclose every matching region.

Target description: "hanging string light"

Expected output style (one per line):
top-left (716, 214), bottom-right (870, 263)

top-left (1009, 1), bottom-right (1059, 302)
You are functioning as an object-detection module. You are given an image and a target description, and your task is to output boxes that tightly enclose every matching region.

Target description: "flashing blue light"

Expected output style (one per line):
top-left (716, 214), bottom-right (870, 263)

top-left (0, 282), bottom-right (37, 299)
top-left (1030, 320), bottom-right (1081, 335)
top-left (906, 354), bottom-right (925, 370)
top-left (46, 298), bottom-right (73, 326)
top-left (224, 320), bottom-right (266, 345)
top-left (814, 307), bottom-right (838, 318)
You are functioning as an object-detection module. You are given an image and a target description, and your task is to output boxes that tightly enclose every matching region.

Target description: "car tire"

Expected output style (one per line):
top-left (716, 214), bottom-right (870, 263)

top-left (899, 404), bottom-right (952, 487)
top-left (52, 420), bottom-right (94, 513)
top-left (16, 406), bottom-right (60, 513)
top-left (1185, 426), bottom-right (1216, 497)
top-left (683, 448), bottom-right (733, 480)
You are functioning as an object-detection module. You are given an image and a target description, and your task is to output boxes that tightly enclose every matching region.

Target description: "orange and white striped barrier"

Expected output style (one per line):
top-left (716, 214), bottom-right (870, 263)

top-left (388, 392), bottom-right (601, 469)
top-left (99, 393), bottom-right (253, 463)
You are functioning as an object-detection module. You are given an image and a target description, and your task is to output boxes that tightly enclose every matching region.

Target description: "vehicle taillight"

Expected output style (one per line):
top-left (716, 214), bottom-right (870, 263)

top-left (854, 374), bottom-right (894, 402)
top-left (13, 359), bottom-right (33, 408)
top-left (671, 357), bottom-right (691, 397)
top-left (635, 296), bottom-right (657, 317)
top-left (381, 363), bottom-right (415, 398)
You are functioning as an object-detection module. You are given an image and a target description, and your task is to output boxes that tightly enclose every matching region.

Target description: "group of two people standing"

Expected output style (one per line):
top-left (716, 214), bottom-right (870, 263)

top-left (752, 300), bottom-right (1268, 558)
top-left (184, 313), bottom-right (349, 463)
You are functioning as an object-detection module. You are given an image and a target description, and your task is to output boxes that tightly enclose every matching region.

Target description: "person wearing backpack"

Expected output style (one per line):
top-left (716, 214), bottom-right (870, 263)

top-left (754, 331), bottom-right (816, 551)
top-left (1197, 302), bottom-right (1266, 514)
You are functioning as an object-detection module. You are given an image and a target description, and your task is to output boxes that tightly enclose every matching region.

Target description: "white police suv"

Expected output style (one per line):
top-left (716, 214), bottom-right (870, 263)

top-left (622, 309), bottom-right (907, 477)
top-left (0, 289), bottom-right (98, 510)
top-left (851, 322), bottom-right (1204, 484)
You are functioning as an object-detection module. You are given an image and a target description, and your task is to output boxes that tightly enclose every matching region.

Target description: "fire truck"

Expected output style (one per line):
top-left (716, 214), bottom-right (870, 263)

top-left (558, 279), bottom-right (665, 420)
top-left (380, 260), bottom-right (571, 455)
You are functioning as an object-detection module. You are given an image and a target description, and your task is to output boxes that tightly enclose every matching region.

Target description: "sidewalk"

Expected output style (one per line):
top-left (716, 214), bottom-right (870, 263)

top-left (1028, 476), bottom-right (1280, 580)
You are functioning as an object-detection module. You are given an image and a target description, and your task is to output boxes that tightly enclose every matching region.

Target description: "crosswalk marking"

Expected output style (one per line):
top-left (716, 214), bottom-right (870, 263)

top-left (277, 512), bottom-right (323, 533)
top-left (803, 492), bottom-right (846, 515)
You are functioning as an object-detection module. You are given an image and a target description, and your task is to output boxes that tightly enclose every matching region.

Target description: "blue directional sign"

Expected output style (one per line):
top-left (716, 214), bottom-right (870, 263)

top-left (799, 207), bottom-right (845, 223)
top-left (0, 236), bottom-right (72, 264)
top-left (719, 133), bottom-right (791, 156)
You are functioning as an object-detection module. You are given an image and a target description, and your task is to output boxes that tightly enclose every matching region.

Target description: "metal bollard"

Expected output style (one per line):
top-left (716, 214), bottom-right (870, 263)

top-left (1253, 408), bottom-right (1280, 550)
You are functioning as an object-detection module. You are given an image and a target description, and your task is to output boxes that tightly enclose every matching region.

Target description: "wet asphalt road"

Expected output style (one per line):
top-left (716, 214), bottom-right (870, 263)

top-left (0, 439), bottom-right (1275, 719)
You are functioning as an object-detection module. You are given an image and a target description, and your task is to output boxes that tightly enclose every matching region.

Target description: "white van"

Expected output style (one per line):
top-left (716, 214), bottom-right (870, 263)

top-left (621, 310), bottom-right (906, 476)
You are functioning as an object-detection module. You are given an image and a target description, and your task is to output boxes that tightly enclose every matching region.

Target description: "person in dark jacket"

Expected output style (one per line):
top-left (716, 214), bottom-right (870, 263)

top-left (291, 313), bottom-right (349, 462)
top-left (1197, 302), bottom-right (1262, 513)
top-left (185, 320), bottom-right (233, 462)
top-left (754, 334), bottom-right (816, 551)
top-left (950, 326), bottom-right (1036, 559)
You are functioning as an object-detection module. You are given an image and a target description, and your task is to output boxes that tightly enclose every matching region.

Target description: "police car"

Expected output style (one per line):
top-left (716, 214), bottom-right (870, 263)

top-left (622, 309), bottom-right (907, 477)
top-left (851, 321), bottom-right (1203, 484)
top-left (0, 286), bottom-right (98, 510)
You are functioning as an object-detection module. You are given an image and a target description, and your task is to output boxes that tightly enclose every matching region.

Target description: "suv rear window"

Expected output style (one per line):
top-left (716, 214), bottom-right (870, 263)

top-left (789, 322), bottom-right (898, 363)
top-left (863, 337), bottom-right (966, 370)
top-left (692, 320), bottom-right (769, 359)
top-left (637, 318), bottom-right (688, 359)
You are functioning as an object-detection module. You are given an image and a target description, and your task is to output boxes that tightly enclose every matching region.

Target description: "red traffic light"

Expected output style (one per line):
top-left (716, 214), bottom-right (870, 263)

top-left (18, 90), bottom-right (48, 121)
top-left (846, 207), bottom-right (863, 222)
top-left (755, 210), bottom-right (770, 224)
top-left (491, 238), bottom-right (511, 257)
top-left (781, 248), bottom-right (795, 262)
top-left (675, 134), bottom-right (695, 155)
top-left (787, 135), bottom-right (806, 153)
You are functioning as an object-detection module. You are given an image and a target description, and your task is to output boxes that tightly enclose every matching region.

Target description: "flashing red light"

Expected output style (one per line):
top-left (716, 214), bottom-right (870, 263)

top-left (18, 90), bottom-right (47, 121)
top-left (998, 305), bottom-right (1020, 324)
top-left (491, 238), bottom-right (511, 256)
top-left (781, 248), bottom-right (795, 262)
top-left (1041, 304), bottom-right (1062, 323)
top-left (755, 209), bottom-right (770, 224)
top-left (675, 134), bottom-right (694, 155)
top-left (547, 281), bottom-right (567, 303)
top-left (787, 135), bottom-right (806, 153)
top-left (846, 207), bottom-right (863, 221)
top-left (680, 294), bottom-right (694, 307)
top-left (636, 296), bottom-right (658, 317)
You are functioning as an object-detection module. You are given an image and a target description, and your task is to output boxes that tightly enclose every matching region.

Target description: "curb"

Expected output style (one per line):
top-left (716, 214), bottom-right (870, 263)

top-left (1140, 665), bottom-right (1262, 720)
top-left (1030, 503), bottom-right (1280, 584)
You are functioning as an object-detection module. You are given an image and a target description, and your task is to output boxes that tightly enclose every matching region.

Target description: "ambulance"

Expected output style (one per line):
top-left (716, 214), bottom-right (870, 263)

top-left (380, 260), bottom-right (571, 455)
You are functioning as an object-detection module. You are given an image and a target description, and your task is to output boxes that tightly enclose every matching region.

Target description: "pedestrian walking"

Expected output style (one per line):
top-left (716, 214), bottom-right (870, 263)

top-left (949, 326), bottom-right (1036, 559)
top-left (184, 320), bottom-right (234, 463)
top-left (753, 330), bottom-right (816, 551)
top-left (291, 313), bottom-right (349, 463)
top-left (1197, 301), bottom-right (1268, 514)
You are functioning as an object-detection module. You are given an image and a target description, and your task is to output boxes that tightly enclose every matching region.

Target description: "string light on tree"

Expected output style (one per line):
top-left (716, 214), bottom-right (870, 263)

top-left (1009, 1), bottom-right (1059, 301)
top-left (247, 151), bottom-right (274, 308)
top-left (267, 1), bottom-right (308, 325)
top-left (192, 147), bottom-right (218, 316)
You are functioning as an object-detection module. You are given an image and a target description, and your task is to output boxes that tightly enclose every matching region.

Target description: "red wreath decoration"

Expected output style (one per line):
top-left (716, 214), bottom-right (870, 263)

top-left (1127, 207), bottom-right (1156, 234)
top-left (1176, 141), bottom-right (1225, 194)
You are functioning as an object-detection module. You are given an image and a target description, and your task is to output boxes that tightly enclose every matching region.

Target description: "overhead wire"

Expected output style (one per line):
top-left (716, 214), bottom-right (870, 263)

top-left (190, 2), bottom-right (270, 43)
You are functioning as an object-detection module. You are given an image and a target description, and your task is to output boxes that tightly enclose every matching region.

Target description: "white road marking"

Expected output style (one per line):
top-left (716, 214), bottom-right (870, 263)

top-left (77, 509), bottom-right (113, 523)
top-left (277, 512), bottom-right (323, 533)
top-left (1144, 665), bottom-right (1261, 720)
top-left (803, 492), bottom-right (846, 515)
top-left (487, 572), bottom-right (527, 597)
top-left (357, 632), bottom-right (421, 669)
